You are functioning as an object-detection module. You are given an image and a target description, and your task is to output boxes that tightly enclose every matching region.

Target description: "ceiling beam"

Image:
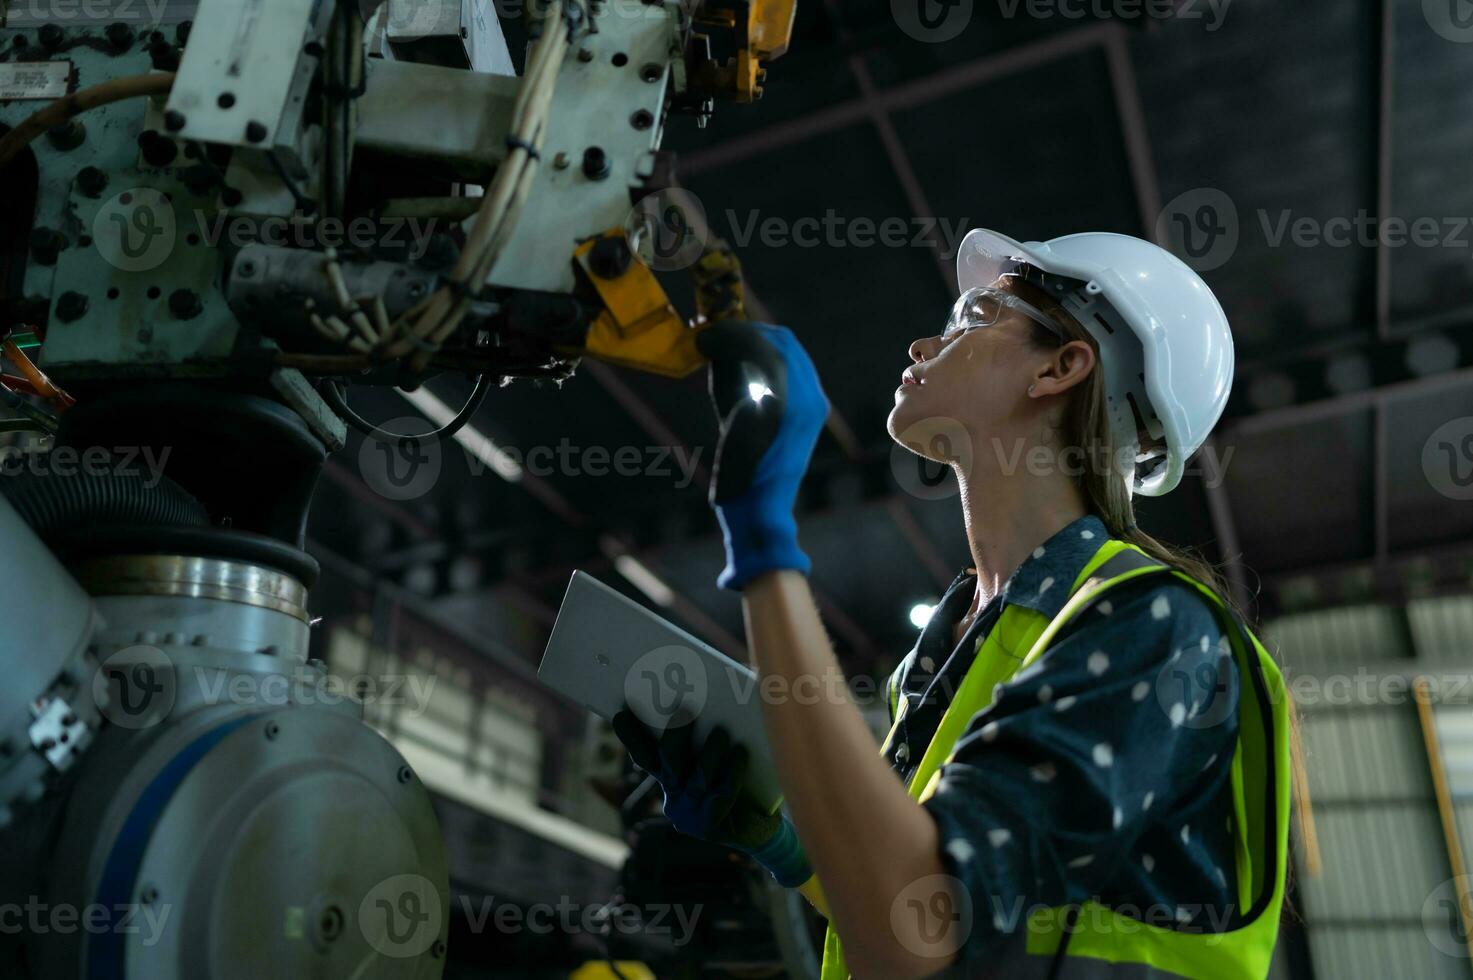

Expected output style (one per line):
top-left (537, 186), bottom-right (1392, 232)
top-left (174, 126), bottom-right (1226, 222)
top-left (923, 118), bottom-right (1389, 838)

top-left (681, 22), bottom-right (1115, 178)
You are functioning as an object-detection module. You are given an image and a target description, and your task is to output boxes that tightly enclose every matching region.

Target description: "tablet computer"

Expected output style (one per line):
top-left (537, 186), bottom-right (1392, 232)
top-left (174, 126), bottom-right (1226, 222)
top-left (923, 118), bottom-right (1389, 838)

top-left (538, 570), bottom-right (783, 814)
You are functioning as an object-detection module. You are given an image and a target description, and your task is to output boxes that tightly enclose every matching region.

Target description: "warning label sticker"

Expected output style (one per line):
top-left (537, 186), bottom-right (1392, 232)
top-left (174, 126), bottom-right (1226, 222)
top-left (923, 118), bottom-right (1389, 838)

top-left (0, 61), bottom-right (72, 101)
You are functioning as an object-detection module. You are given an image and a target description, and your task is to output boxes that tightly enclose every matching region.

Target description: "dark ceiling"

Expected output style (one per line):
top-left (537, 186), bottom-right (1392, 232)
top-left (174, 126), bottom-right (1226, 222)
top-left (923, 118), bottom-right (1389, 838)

top-left (307, 0), bottom-right (1473, 676)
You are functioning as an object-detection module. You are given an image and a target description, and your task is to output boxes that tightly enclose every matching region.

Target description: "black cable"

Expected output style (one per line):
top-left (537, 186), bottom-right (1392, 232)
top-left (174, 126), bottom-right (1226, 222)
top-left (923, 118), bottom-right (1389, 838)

top-left (322, 374), bottom-right (491, 442)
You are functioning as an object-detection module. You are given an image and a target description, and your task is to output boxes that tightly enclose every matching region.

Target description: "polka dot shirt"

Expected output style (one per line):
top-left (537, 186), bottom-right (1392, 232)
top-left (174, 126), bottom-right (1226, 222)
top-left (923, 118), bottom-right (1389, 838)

top-left (883, 515), bottom-right (1241, 962)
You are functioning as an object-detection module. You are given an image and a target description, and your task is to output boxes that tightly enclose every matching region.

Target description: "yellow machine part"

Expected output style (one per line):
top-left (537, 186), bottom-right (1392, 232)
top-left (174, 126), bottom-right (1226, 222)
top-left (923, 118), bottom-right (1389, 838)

top-left (692, 0), bottom-right (796, 102)
top-left (573, 232), bottom-right (706, 379)
top-left (569, 962), bottom-right (656, 980)
top-left (571, 230), bottom-right (751, 379)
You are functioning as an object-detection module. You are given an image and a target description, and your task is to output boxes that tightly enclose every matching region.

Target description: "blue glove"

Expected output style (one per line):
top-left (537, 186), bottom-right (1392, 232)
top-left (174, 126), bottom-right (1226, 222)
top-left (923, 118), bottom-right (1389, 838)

top-left (612, 709), bottom-right (813, 888)
top-left (695, 322), bottom-right (830, 591)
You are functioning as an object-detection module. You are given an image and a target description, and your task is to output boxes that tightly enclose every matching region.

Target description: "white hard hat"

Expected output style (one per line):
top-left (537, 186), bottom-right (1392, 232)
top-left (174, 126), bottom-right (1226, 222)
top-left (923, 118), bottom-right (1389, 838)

top-left (955, 228), bottom-right (1234, 497)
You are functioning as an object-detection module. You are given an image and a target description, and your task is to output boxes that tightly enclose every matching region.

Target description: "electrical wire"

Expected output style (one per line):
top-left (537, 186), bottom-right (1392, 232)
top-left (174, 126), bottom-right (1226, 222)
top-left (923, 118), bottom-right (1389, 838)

top-left (0, 72), bottom-right (175, 169)
top-left (2, 338), bottom-right (74, 409)
top-left (384, 0), bottom-right (573, 368)
top-left (321, 374), bottom-right (492, 442)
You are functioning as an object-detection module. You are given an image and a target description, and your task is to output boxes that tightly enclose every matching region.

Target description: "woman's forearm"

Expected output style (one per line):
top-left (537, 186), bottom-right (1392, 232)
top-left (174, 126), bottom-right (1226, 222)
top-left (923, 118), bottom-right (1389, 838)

top-left (742, 570), bottom-right (956, 979)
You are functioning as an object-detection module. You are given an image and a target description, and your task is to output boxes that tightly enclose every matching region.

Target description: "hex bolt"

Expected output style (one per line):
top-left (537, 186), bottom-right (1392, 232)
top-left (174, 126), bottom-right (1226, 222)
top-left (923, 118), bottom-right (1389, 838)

top-left (77, 166), bottom-right (109, 198)
top-left (39, 24), bottom-right (64, 49)
top-left (46, 120), bottom-right (86, 152)
top-left (264, 720), bottom-right (280, 740)
top-left (432, 940), bottom-right (447, 959)
top-left (137, 130), bottom-right (178, 167)
top-left (169, 289), bottom-right (203, 321)
top-left (630, 109), bottom-right (653, 131)
top-left (55, 292), bottom-right (89, 323)
top-left (318, 906), bottom-right (344, 943)
top-left (581, 145), bottom-right (610, 180)
top-left (105, 22), bottom-right (136, 51)
top-left (577, 47), bottom-right (594, 62)
top-left (29, 228), bottom-right (67, 266)
top-left (140, 886), bottom-right (159, 905)
top-left (244, 121), bottom-right (269, 144)
top-left (588, 236), bottom-right (632, 280)
top-left (396, 765), bottom-right (413, 784)
top-left (149, 36), bottom-right (180, 72)
top-left (163, 110), bottom-right (187, 133)
top-left (552, 151), bottom-right (569, 170)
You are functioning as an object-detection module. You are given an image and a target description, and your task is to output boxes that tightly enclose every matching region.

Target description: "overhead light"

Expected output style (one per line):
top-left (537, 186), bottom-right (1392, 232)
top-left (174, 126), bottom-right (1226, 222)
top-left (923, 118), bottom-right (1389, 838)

top-left (601, 535), bottom-right (676, 607)
top-left (909, 602), bottom-right (936, 628)
top-left (748, 382), bottom-right (773, 402)
top-left (398, 386), bottom-right (523, 482)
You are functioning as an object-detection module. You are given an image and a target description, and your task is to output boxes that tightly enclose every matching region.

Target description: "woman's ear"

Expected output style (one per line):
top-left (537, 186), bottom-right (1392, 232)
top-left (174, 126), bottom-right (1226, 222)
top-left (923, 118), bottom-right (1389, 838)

top-left (1029, 339), bottom-right (1096, 397)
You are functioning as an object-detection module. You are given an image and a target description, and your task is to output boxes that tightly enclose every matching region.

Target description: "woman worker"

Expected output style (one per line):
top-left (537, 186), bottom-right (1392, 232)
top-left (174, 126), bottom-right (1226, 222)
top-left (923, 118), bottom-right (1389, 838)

top-left (612, 229), bottom-right (1292, 979)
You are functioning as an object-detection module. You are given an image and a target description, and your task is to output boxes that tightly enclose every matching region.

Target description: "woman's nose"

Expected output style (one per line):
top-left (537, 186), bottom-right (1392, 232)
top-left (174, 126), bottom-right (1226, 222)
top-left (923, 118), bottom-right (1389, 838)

top-left (909, 336), bottom-right (941, 363)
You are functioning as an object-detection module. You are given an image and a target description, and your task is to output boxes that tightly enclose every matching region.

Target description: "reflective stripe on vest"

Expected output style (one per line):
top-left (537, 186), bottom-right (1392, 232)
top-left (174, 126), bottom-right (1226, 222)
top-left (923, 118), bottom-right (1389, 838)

top-left (820, 539), bottom-right (1291, 980)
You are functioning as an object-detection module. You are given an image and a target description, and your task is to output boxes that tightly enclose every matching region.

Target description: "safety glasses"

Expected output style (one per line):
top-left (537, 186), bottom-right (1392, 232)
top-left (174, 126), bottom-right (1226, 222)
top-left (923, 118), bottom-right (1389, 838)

top-left (941, 286), bottom-right (1069, 344)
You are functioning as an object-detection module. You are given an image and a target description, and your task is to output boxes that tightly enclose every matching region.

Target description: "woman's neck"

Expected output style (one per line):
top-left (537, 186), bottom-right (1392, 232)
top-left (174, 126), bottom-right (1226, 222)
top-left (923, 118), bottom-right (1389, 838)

top-left (955, 469), bottom-right (1089, 618)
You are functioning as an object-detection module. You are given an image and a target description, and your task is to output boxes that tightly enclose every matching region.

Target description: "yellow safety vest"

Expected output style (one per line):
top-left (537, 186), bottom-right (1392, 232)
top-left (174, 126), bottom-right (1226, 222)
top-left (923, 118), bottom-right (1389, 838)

top-left (820, 539), bottom-right (1291, 979)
